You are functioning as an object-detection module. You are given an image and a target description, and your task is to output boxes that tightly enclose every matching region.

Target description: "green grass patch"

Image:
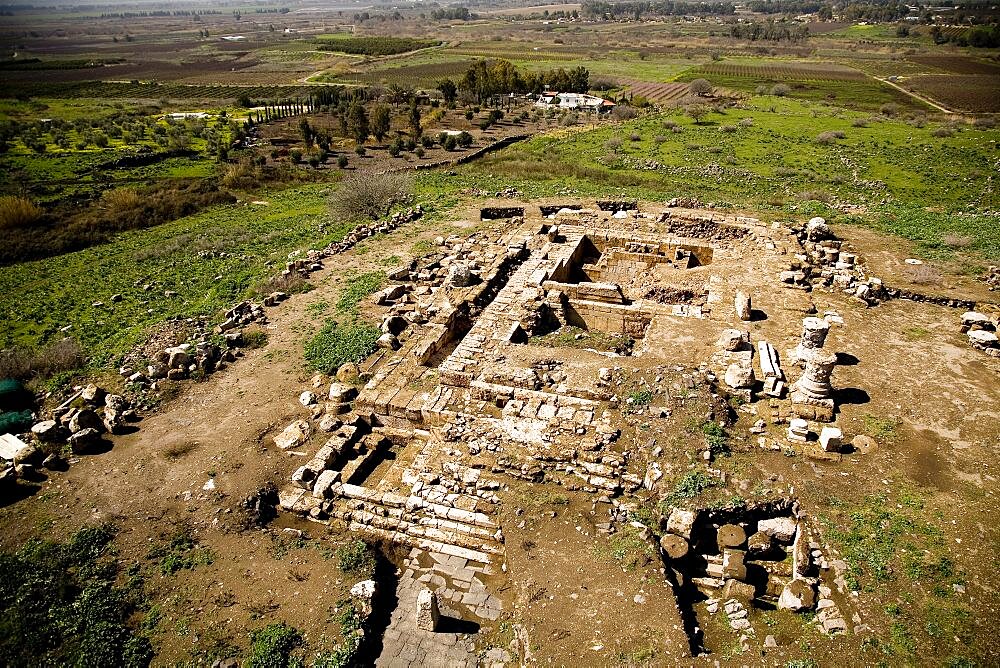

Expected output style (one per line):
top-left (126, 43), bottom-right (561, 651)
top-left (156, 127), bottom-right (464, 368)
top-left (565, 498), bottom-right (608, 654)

top-left (0, 185), bottom-right (349, 367)
top-left (335, 539), bottom-right (376, 577)
top-left (592, 524), bottom-right (656, 570)
top-left (862, 413), bottom-right (901, 444)
top-left (147, 530), bottom-right (215, 575)
top-left (821, 488), bottom-right (976, 663)
top-left (528, 325), bottom-right (634, 353)
top-left (303, 320), bottom-right (381, 375)
top-left (661, 470), bottom-right (721, 508)
top-left (247, 622), bottom-right (303, 668)
top-left (336, 271), bottom-right (386, 314)
top-left (447, 98), bottom-right (999, 259)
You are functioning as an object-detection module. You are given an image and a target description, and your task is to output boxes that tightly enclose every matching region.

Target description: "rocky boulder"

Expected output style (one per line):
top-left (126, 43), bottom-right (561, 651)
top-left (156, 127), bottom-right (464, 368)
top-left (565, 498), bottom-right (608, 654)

top-left (778, 579), bottom-right (816, 611)
top-left (666, 507), bottom-right (697, 539)
top-left (69, 409), bottom-right (103, 434)
top-left (758, 516), bottom-right (797, 542)
top-left (274, 420), bottom-right (311, 450)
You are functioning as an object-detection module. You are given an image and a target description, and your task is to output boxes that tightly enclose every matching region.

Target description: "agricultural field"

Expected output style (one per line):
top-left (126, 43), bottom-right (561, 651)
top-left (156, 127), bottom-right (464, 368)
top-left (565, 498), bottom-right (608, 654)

top-left (697, 60), bottom-right (867, 82)
top-left (677, 65), bottom-right (922, 110)
top-left (618, 80), bottom-right (690, 105)
top-left (903, 74), bottom-right (1000, 112)
top-left (906, 54), bottom-right (1000, 75)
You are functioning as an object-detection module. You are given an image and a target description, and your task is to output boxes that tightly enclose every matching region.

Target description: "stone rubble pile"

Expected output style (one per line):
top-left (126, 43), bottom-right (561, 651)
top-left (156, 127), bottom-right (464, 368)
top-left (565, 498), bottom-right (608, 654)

top-left (961, 311), bottom-right (1000, 356)
top-left (658, 501), bottom-right (852, 648)
top-left (0, 383), bottom-right (141, 487)
top-left (321, 206), bottom-right (423, 256)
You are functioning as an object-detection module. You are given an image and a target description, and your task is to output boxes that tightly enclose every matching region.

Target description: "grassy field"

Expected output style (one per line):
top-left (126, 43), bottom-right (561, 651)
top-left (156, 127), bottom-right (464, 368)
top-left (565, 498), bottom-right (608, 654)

top-left (0, 186), bottom-right (344, 366)
top-left (457, 97), bottom-right (999, 256)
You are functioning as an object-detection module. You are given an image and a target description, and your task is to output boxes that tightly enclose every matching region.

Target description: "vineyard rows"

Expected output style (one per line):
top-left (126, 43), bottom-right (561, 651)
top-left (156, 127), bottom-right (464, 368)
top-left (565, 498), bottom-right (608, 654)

top-left (621, 81), bottom-right (690, 104)
top-left (335, 61), bottom-right (473, 87)
top-left (697, 61), bottom-right (867, 81)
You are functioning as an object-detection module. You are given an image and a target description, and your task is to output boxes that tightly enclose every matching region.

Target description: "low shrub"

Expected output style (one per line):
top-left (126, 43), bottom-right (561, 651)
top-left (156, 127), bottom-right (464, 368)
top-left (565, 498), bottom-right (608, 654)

top-left (0, 338), bottom-right (85, 382)
top-left (330, 171), bottom-right (413, 222)
top-left (247, 622), bottom-right (303, 668)
top-left (0, 524), bottom-right (154, 667)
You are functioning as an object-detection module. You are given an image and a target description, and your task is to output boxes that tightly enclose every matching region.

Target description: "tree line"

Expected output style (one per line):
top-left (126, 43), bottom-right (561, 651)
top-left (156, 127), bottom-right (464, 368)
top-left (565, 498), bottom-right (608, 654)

top-left (729, 20), bottom-right (811, 42)
top-left (430, 7), bottom-right (472, 20)
top-left (314, 36), bottom-right (440, 56)
top-left (452, 60), bottom-right (591, 104)
top-left (581, 1), bottom-right (736, 19)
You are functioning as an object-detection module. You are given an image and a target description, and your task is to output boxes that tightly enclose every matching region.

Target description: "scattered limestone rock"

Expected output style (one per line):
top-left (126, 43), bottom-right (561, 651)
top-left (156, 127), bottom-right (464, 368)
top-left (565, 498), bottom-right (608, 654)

top-left (778, 579), bottom-right (816, 612)
top-left (758, 517), bottom-right (797, 542)
top-left (666, 508), bottom-right (697, 539)
top-left (274, 420), bottom-right (311, 450)
top-left (724, 363), bottom-right (754, 390)
top-left (69, 409), bottom-right (103, 434)
top-left (31, 420), bottom-right (62, 443)
top-left (819, 426), bottom-right (842, 453)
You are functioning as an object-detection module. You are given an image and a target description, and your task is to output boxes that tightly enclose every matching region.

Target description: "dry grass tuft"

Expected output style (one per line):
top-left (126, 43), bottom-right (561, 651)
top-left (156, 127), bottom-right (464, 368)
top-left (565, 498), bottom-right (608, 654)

top-left (0, 195), bottom-right (44, 230)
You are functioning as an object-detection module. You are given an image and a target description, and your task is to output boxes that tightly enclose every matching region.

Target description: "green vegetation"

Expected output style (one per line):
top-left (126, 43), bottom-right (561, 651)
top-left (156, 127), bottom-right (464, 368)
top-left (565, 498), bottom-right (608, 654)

top-left (0, 524), bottom-right (154, 667)
top-left (335, 539), bottom-right (376, 576)
top-left (702, 421), bottom-right (730, 456)
top-left (593, 523), bottom-right (656, 570)
top-left (629, 389), bottom-right (654, 405)
top-left (304, 320), bottom-right (381, 375)
top-left (313, 600), bottom-right (363, 668)
top-left (528, 325), bottom-right (634, 353)
top-left (147, 530), bottom-right (215, 575)
top-left (315, 36), bottom-right (440, 56)
top-left (822, 489), bottom-right (976, 663)
top-left (661, 471), bottom-right (720, 507)
top-left (451, 97), bottom-right (998, 259)
top-left (247, 622), bottom-right (303, 668)
top-left (336, 271), bottom-right (385, 314)
top-left (0, 186), bottom-right (344, 365)
top-left (862, 413), bottom-right (901, 443)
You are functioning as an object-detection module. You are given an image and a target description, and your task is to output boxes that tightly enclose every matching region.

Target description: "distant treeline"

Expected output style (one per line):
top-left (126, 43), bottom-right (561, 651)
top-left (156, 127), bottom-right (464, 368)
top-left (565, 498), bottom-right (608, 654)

top-left (747, 0), bottom-right (826, 13)
top-left (99, 10), bottom-right (221, 18)
top-left (430, 7), bottom-right (472, 20)
top-left (730, 20), bottom-right (810, 41)
top-left (840, 2), bottom-right (911, 22)
top-left (581, 1), bottom-right (736, 18)
top-left (315, 36), bottom-right (441, 56)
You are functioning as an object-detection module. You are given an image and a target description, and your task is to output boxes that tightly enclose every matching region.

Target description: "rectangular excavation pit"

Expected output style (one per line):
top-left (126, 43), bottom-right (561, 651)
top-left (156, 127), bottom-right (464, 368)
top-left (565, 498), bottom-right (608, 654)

top-left (480, 206), bottom-right (525, 220)
top-left (596, 199), bottom-right (638, 212)
top-left (553, 234), bottom-right (713, 288)
top-left (539, 204), bottom-right (583, 217)
top-left (341, 434), bottom-right (399, 487)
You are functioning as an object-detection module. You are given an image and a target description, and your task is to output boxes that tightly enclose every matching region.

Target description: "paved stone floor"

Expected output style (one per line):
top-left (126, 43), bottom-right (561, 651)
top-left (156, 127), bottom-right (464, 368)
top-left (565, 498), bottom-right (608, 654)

top-left (376, 548), bottom-right (505, 667)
